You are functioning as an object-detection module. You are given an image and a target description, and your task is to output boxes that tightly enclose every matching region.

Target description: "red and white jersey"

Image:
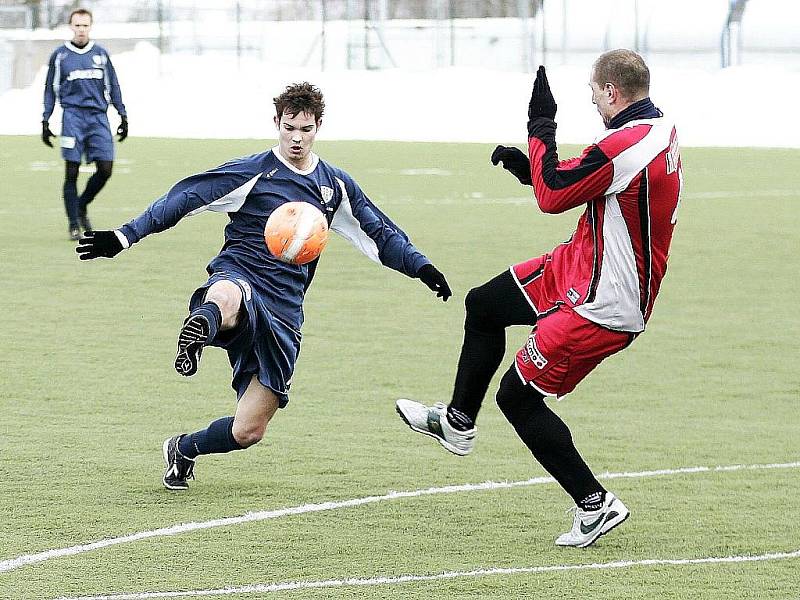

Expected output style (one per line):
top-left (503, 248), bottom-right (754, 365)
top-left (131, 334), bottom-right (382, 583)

top-left (527, 113), bottom-right (682, 332)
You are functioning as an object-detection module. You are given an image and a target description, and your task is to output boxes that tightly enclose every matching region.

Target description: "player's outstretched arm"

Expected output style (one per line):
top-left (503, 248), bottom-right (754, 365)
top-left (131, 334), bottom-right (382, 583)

top-left (490, 145), bottom-right (532, 185)
top-left (416, 263), bottom-right (452, 302)
top-left (76, 230), bottom-right (129, 260)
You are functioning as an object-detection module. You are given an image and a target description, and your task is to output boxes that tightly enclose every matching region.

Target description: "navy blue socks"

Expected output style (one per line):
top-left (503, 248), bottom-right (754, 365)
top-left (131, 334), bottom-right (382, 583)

top-left (178, 416), bottom-right (244, 459)
top-left (63, 177), bottom-right (80, 227)
top-left (78, 161), bottom-right (112, 212)
top-left (191, 301), bottom-right (222, 344)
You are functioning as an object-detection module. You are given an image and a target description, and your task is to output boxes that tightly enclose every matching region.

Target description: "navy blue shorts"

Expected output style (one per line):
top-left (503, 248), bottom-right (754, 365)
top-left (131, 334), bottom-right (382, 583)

top-left (60, 109), bottom-right (114, 163)
top-left (189, 272), bottom-right (301, 408)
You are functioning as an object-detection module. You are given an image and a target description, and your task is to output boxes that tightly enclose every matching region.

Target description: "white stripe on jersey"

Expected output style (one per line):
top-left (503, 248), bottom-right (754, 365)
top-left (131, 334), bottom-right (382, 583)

top-left (330, 177), bottom-right (381, 264)
top-left (604, 118), bottom-right (674, 196)
top-left (575, 194), bottom-right (644, 332)
top-left (643, 174), bottom-right (653, 315)
top-left (570, 118), bottom-right (675, 332)
top-left (103, 55), bottom-right (111, 103)
top-left (672, 164), bottom-right (684, 225)
top-left (187, 172), bottom-right (263, 215)
top-left (53, 53), bottom-right (63, 98)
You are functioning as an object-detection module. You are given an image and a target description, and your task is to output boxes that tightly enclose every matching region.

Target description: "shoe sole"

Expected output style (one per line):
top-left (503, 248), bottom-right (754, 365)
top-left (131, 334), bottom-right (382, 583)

top-left (162, 437), bottom-right (188, 491)
top-left (395, 403), bottom-right (471, 456)
top-left (174, 315), bottom-right (209, 377)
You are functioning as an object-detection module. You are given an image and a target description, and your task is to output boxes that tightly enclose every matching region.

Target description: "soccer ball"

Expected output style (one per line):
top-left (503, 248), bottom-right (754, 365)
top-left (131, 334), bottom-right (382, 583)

top-left (264, 201), bottom-right (329, 265)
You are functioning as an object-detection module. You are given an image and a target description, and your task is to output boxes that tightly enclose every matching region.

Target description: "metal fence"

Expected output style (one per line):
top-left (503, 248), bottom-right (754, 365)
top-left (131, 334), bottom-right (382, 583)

top-left (45, 0), bottom-right (546, 71)
top-left (1, 0), bottom-right (798, 93)
top-left (0, 0), bottom-right (548, 91)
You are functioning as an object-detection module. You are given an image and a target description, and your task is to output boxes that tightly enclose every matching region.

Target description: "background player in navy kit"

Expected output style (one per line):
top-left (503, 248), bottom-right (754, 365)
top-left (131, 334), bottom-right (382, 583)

top-left (76, 82), bottom-right (452, 491)
top-left (42, 8), bottom-right (128, 241)
top-left (397, 50), bottom-right (682, 547)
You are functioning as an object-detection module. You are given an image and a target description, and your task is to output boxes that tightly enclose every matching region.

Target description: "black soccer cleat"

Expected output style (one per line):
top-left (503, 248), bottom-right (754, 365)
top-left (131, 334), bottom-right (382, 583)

top-left (174, 314), bottom-right (210, 377)
top-left (162, 435), bottom-right (196, 491)
top-left (68, 225), bottom-right (81, 241)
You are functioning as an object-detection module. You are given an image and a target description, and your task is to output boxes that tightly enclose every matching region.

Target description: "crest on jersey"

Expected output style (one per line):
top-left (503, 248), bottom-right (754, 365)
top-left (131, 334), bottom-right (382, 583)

top-left (92, 54), bottom-right (103, 65)
top-left (319, 186), bottom-right (334, 209)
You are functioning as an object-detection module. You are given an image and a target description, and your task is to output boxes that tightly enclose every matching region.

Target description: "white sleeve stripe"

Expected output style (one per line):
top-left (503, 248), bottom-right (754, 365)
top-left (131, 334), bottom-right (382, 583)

top-left (187, 172), bottom-right (263, 216)
top-left (53, 54), bottom-right (62, 97)
top-left (330, 177), bottom-right (380, 264)
top-left (103, 57), bottom-right (111, 100)
top-left (114, 229), bottom-right (130, 249)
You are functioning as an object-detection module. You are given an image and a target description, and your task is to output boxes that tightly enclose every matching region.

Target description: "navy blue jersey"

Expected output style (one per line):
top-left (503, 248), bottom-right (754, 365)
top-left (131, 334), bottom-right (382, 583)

top-left (43, 41), bottom-right (126, 120)
top-left (118, 148), bottom-right (431, 328)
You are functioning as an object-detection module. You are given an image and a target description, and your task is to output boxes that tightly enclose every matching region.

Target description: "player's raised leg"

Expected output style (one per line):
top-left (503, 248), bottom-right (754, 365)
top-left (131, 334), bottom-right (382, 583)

top-left (395, 399), bottom-right (476, 456)
top-left (396, 271), bottom-right (536, 454)
top-left (175, 279), bottom-right (242, 377)
top-left (163, 375), bottom-right (279, 490)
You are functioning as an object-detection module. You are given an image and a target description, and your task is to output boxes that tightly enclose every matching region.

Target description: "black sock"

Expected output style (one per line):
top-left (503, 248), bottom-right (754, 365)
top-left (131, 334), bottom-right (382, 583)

top-left (191, 301), bottom-right (222, 343)
top-left (178, 416), bottom-right (243, 459)
top-left (63, 166), bottom-right (80, 227)
top-left (79, 169), bottom-right (110, 213)
top-left (577, 491), bottom-right (606, 511)
top-left (495, 368), bottom-right (606, 506)
top-left (446, 406), bottom-right (474, 431)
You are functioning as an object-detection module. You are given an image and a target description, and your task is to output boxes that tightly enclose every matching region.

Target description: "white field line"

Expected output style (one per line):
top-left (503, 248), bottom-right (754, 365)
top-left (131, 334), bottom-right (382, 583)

top-left (1, 461), bottom-right (798, 575)
top-left (54, 549), bottom-right (800, 600)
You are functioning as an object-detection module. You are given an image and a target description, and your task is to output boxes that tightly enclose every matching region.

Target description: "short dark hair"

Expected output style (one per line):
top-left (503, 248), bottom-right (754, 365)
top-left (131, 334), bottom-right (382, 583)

top-left (273, 82), bottom-right (325, 122)
top-left (592, 49), bottom-right (650, 100)
top-left (69, 8), bottom-right (93, 24)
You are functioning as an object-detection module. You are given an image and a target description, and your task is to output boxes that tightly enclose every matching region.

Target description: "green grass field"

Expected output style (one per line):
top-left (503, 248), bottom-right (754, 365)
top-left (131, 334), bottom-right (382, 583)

top-left (0, 136), bottom-right (798, 599)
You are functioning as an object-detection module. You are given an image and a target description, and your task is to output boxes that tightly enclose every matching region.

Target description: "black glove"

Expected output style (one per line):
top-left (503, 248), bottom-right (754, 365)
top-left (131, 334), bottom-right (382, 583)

top-left (527, 65), bottom-right (557, 134)
top-left (491, 145), bottom-right (532, 186)
top-left (76, 230), bottom-right (125, 260)
top-left (117, 116), bottom-right (128, 142)
top-left (417, 263), bottom-right (452, 302)
top-left (41, 121), bottom-right (55, 147)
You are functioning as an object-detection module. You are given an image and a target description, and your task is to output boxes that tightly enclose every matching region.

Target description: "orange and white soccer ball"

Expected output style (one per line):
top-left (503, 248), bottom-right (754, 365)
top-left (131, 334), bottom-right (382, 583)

top-left (264, 201), bottom-right (329, 265)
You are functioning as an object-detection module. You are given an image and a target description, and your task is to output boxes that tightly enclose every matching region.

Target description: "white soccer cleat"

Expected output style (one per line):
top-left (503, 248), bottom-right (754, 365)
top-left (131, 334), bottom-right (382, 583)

top-left (555, 492), bottom-right (630, 548)
top-left (395, 399), bottom-right (476, 456)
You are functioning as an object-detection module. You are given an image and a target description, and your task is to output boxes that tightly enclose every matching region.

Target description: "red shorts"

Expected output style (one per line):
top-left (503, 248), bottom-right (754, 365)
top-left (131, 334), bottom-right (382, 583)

top-left (510, 258), bottom-right (633, 397)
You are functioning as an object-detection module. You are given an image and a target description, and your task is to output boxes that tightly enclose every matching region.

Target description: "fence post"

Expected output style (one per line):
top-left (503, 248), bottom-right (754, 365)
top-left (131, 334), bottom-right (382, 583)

top-left (721, 0), bottom-right (748, 68)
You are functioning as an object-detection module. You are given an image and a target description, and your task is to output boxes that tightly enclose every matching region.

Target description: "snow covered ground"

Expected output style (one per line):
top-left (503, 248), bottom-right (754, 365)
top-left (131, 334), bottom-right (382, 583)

top-left (1, 39), bottom-right (798, 148)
